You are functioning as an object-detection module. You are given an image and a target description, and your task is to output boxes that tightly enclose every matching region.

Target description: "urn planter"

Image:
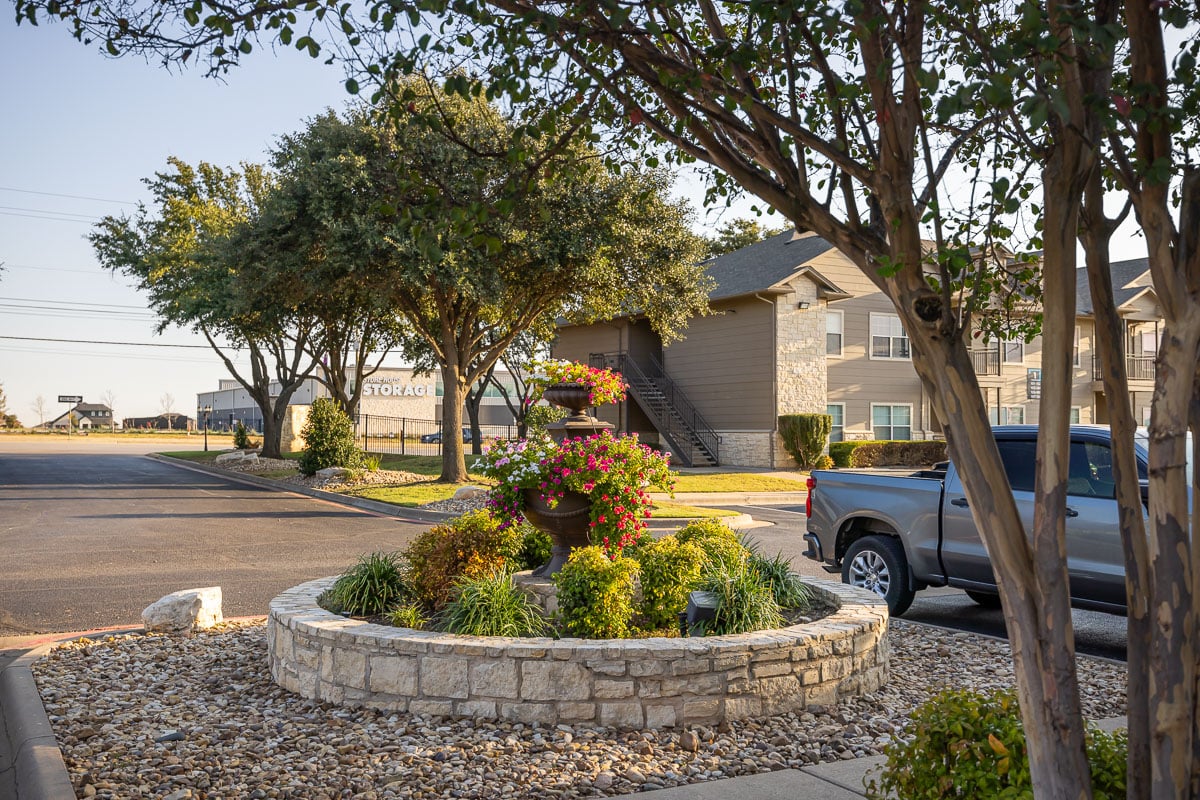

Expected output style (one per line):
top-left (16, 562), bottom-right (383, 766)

top-left (523, 488), bottom-right (593, 576)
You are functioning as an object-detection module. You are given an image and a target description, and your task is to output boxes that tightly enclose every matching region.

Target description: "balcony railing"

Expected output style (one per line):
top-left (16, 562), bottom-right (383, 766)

top-left (969, 348), bottom-right (1001, 376)
top-left (1092, 354), bottom-right (1157, 382)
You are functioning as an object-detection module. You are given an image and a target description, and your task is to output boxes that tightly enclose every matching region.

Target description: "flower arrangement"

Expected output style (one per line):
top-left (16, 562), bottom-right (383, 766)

top-left (475, 430), bottom-right (673, 553)
top-left (527, 359), bottom-right (627, 407)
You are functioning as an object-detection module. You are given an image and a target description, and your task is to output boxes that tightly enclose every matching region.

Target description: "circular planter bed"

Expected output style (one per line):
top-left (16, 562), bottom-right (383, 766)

top-left (267, 577), bottom-right (888, 729)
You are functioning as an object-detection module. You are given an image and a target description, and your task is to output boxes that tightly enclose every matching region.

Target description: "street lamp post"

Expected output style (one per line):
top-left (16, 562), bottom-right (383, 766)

top-left (201, 405), bottom-right (213, 451)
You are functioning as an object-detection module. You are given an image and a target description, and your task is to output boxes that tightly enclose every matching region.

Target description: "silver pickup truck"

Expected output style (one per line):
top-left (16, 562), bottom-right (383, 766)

top-left (802, 425), bottom-right (1181, 616)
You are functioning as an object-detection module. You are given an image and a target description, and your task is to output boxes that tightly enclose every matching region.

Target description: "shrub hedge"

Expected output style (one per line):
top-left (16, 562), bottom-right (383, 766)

top-left (554, 546), bottom-right (639, 639)
top-left (828, 439), bottom-right (947, 468)
top-left (778, 413), bottom-right (832, 470)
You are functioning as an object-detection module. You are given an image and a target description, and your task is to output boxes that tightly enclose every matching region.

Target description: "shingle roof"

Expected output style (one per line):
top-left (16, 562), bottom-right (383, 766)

top-left (1076, 257), bottom-right (1152, 315)
top-left (75, 403), bottom-right (112, 413)
top-left (704, 231), bottom-right (841, 301)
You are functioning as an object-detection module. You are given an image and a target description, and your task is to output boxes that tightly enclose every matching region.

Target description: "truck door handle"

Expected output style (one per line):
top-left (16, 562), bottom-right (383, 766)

top-left (1065, 506), bottom-right (1079, 518)
top-left (950, 497), bottom-right (969, 508)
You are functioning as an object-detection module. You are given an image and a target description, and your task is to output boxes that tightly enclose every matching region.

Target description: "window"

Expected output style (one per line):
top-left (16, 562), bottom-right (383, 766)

top-left (988, 406), bottom-right (1026, 425)
top-left (871, 404), bottom-right (912, 440)
top-left (1070, 407), bottom-right (1081, 424)
top-left (870, 314), bottom-right (910, 360)
top-left (827, 404), bottom-right (845, 443)
top-left (826, 311), bottom-right (844, 357)
top-left (996, 439), bottom-right (1038, 492)
top-left (1073, 326), bottom-right (1081, 368)
top-left (1002, 339), bottom-right (1025, 364)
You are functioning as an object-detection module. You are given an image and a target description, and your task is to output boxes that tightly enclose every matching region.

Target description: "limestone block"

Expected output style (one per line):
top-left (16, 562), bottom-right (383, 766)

top-left (593, 679), bottom-right (634, 699)
top-left (141, 586), bottom-right (223, 633)
top-left (645, 705), bottom-right (678, 729)
top-left (469, 660), bottom-right (518, 698)
top-left (315, 467), bottom-right (351, 484)
top-left (410, 699), bottom-right (455, 716)
top-left (456, 699), bottom-right (498, 718)
top-left (452, 485), bottom-right (488, 500)
top-left (370, 656), bottom-right (418, 695)
top-left (628, 661), bottom-right (664, 678)
top-left (500, 702), bottom-right (557, 725)
top-left (520, 661), bottom-right (591, 701)
top-left (420, 656), bottom-right (468, 699)
top-left (558, 702), bottom-right (597, 722)
top-left (599, 702), bottom-right (644, 728)
top-left (214, 451), bottom-right (257, 464)
top-left (681, 697), bottom-right (721, 720)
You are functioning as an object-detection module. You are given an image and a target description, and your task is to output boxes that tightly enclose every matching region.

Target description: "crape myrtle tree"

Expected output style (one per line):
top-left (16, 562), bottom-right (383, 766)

top-left (90, 159), bottom-right (323, 459)
top-left (245, 85), bottom-right (710, 482)
top-left (16, 0), bottom-right (1200, 795)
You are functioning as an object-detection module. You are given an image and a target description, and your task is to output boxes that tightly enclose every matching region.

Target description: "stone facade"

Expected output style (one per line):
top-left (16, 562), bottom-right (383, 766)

top-left (268, 578), bottom-right (889, 729)
top-left (714, 431), bottom-right (775, 469)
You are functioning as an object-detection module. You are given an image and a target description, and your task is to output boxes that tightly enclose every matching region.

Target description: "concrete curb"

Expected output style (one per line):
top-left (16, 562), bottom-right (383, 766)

top-left (2, 645), bottom-right (76, 800)
top-left (650, 491), bottom-right (807, 506)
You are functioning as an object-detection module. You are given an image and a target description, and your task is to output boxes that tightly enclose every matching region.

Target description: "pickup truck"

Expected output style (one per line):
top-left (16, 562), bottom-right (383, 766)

top-left (803, 425), bottom-right (1170, 617)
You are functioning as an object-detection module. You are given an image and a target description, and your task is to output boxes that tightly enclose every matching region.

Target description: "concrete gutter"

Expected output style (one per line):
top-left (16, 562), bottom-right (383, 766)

top-left (0, 644), bottom-right (74, 800)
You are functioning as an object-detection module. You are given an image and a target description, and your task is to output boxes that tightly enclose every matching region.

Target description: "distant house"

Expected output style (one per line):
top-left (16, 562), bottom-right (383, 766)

top-left (122, 413), bottom-right (195, 431)
top-left (46, 403), bottom-right (117, 430)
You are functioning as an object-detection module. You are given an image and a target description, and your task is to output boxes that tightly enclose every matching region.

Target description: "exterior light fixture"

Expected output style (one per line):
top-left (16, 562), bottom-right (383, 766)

top-left (797, 301), bottom-right (812, 310)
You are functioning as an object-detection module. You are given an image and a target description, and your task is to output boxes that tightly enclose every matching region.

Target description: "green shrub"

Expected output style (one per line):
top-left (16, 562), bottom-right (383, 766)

top-left (386, 602), bottom-right (429, 630)
top-left (676, 519), bottom-right (747, 568)
top-left (441, 567), bottom-right (550, 637)
top-left (814, 454), bottom-right (835, 470)
top-left (299, 398), bottom-right (361, 476)
top-left (516, 525), bottom-right (553, 571)
top-left (828, 440), bottom-right (947, 468)
top-left (361, 452), bottom-right (382, 472)
top-left (405, 511), bottom-right (524, 610)
top-left (696, 556), bottom-right (783, 636)
top-left (866, 688), bottom-right (1126, 800)
top-left (326, 551), bottom-right (409, 616)
top-left (554, 546), bottom-right (639, 639)
top-left (778, 414), bottom-right (832, 470)
top-left (233, 421), bottom-right (251, 450)
top-left (635, 535), bottom-right (705, 629)
top-left (747, 551), bottom-right (812, 610)
top-left (524, 404), bottom-right (568, 437)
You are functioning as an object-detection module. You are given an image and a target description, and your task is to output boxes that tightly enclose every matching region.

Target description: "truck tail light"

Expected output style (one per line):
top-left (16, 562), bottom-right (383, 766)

top-left (806, 476), bottom-right (815, 518)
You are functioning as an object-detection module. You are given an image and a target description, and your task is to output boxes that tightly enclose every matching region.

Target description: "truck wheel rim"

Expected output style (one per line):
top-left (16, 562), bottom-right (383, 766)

top-left (849, 551), bottom-right (889, 596)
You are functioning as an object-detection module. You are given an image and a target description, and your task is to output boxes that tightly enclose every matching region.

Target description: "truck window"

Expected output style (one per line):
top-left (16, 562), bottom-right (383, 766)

top-left (996, 440), bottom-right (1038, 492)
top-left (1070, 442), bottom-right (1117, 499)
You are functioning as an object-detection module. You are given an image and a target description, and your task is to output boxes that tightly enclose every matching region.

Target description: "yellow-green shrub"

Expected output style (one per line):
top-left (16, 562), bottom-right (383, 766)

top-left (635, 535), bottom-right (705, 629)
top-left (867, 688), bottom-right (1126, 800)
top-left (405, 511), bottom-right (523, 610)
top-left (553, 546), bottom-right (639, 639)
top-left (676, 519), bottom-right (747, 567)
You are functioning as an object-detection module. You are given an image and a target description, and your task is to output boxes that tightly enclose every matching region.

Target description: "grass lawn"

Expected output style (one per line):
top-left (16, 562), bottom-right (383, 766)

top-left (670, 473), bottom-right (807, 492)
top-left (345, 481), bottom-right (468, 507)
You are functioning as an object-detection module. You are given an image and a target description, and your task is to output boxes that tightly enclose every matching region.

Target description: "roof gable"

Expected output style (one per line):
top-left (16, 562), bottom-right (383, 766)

top-left (705, 231), bottom-right (842, 301)
top-left (1076, 257), bottom-right (1155, 315)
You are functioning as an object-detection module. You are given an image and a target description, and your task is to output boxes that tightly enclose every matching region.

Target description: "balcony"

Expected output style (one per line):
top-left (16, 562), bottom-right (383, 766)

top-left (969, 348), bottom-right (1001, 376)
top-left (1092, 354), bottom-right (1157, 382)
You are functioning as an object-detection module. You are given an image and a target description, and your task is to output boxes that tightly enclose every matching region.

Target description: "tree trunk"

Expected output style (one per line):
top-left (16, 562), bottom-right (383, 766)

top-left (439, 362), bottom-right (469, 482)
top-left (1080, 173), bottom-right (1152, 797)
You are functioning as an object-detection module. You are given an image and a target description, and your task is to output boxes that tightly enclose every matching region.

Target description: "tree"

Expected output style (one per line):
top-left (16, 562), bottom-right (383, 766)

top-left (91, 158), bottom-right (322, 458)
top-left (159, 393), bottom-right (176, 429)
top-left (245, 111), bottom-right (411, 417)
top-left (30, 395), bottom-right (47, 428)
top-left (101, 389), bottom-right (117, 432)
top-left (0, 384), bottom-right (18, 429)
top-left (251, 90), bottom-right (711, 481)
top-left (704, 218), bottom-right (792, 259)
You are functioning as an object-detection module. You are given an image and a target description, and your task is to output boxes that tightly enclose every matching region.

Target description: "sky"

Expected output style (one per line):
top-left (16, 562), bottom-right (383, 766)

top-left (0, 16), bottom-right (1154, 427)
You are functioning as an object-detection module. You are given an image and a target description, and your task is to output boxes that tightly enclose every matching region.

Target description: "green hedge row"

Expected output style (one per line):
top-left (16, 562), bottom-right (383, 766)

top-left (828, 439), bottom-right (948, 468)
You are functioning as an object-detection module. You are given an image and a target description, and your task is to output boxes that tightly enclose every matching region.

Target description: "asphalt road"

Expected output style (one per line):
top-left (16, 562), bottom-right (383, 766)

top-left (732, 503), bottom-right (1129, 663)
top-left (0, 436), bottom-right (429, 635)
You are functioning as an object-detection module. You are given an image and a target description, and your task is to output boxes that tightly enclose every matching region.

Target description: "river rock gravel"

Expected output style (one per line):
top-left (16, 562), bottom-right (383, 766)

top-left (33, 620), bottom-right (1125, 799)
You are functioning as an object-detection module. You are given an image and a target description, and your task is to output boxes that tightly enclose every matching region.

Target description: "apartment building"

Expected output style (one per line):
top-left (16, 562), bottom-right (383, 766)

top-left (552, 231), bottom-right (1163, 468)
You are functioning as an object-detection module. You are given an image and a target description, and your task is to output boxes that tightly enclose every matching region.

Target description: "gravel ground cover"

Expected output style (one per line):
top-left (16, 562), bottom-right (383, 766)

top-left (34, 620), bottom-right (1125, 800)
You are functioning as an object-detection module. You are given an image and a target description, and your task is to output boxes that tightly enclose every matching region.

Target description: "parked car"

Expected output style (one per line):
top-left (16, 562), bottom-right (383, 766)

top-left (420, 427), bottom-right (476, 444)
top-left (804, 425), bottom-right (1191, 617)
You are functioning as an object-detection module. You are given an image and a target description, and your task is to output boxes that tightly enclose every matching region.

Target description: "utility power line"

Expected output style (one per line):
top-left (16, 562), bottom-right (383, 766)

top-left (0, 186), bottom-right (136, 205)
top-left (0, 335), bottom-right (215, 349)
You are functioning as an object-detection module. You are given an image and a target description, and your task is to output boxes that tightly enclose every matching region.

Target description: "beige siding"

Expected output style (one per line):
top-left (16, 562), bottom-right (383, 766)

top-left (554, 323), bottom-right (623, 364)
top-left (663, 298), bottom-right (776, 429)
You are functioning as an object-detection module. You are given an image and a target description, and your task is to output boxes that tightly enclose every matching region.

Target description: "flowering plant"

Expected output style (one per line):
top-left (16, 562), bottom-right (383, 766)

top-left (527, 359), bottom-right (627, 407)
top-left (475, 430), bottom-right (674, 553)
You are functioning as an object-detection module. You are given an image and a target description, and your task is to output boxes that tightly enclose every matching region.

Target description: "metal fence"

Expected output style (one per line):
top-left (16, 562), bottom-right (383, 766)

top-left (354, 414), bottom-right (518, 456)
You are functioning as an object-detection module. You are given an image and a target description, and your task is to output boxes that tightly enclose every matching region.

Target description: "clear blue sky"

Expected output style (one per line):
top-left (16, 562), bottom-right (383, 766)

top-left (0, 16), bottom-right (1151, 426)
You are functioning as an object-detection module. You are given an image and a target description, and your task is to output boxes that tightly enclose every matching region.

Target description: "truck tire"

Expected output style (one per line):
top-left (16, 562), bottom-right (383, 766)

top-left (965, 590), bottom-right (1002, 608)
top-left (842, 535), bottom-right (915, 617)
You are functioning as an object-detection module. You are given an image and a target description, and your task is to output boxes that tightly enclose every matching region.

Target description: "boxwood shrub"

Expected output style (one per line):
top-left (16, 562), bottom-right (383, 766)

top-left (828, 439), bottom-right (947, 468)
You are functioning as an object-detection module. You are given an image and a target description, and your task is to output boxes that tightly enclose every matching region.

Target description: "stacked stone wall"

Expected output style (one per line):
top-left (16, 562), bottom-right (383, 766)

top-left (268, 578), bottom-right (888, 729)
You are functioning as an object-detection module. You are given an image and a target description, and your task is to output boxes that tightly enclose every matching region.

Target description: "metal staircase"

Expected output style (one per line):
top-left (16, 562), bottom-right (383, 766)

top-left (590, 352), bottom-right (719, 467)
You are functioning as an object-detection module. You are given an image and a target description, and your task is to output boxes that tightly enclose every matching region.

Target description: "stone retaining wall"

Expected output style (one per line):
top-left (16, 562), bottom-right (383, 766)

top-left (267, 578), bottom-right (888, 729)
